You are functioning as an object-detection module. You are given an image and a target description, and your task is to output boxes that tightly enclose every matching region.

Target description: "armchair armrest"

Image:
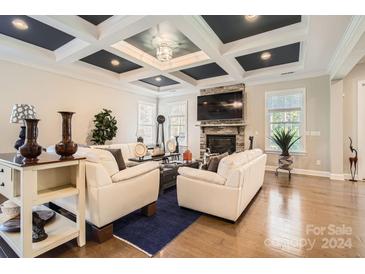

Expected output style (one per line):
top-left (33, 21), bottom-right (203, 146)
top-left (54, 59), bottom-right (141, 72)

top-left (111, 161), bottom-right (159, 182)
top-left (178, 167), bottom-right (226, 185)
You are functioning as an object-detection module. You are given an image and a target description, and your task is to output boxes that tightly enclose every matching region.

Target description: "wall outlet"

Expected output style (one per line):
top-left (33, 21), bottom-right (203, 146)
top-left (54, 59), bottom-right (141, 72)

top-left (316, 160), bottom-right (321, 166)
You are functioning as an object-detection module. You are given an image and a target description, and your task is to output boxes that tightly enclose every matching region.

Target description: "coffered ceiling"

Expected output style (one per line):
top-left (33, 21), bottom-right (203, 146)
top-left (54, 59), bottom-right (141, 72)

top-left (0, 15), bottom-right (361, 97)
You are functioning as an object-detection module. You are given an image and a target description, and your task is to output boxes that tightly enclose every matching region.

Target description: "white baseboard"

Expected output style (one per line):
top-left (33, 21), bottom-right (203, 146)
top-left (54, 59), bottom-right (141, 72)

top-left (330, 173), bottom-right (345, 181)
top-left (266, 165), bottom-right (330, 178)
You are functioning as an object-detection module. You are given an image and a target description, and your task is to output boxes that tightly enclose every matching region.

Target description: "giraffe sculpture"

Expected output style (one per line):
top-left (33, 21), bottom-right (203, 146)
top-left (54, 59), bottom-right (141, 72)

top-left (349, 137), bottom-right (358, 182)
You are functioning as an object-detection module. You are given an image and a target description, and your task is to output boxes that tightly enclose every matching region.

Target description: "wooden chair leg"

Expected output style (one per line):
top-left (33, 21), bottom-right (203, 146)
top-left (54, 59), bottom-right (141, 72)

top-left (91, 223), bottom-right (113, 243)
top-left (141, 202), bottom-right (157, 217)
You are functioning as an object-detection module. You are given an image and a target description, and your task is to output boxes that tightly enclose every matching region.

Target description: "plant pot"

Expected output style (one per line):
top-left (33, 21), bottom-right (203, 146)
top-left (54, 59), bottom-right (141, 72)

top-left (19, 119), bottom-right (42, 163)
top-left (278, 155), bottom-right (293, 170)
top-left (55, 111), bottom-right (78, 159)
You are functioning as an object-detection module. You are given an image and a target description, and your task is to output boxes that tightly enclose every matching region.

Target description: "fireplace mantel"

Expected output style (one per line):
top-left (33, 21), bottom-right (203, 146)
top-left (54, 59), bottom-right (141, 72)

top-left (196, 122), bottom-right (247, 133)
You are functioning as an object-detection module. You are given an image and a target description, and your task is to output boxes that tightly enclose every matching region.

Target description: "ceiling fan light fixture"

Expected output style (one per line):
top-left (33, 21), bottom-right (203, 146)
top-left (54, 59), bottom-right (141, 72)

top-left (156, 43), bottom-right (173, 62)
top-left (155, 76), bottom-right (162, 82)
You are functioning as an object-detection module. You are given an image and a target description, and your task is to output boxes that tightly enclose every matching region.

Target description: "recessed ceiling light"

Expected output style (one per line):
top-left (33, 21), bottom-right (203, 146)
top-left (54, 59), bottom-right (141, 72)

top-left (155, 76), bottom-right (162, 82)
top-left (12, 18), bottom-right (29, 30)
top-left (244, 15), bottom-right (258, 22)
top-left (110, 59), bottom-right (120, 66)
top-left (260, 51), bottom-right (271, 61)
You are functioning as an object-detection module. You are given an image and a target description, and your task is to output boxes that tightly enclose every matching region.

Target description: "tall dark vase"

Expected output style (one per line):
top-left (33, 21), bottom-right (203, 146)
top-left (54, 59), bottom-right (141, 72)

top-left (55, 112), bottom-right (78, 159)
top-left (19, 119), bottom-right (42, 163)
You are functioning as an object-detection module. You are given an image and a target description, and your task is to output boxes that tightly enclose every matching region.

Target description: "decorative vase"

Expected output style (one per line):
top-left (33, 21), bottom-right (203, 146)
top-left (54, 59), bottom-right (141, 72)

top-left (19, 119), bottom-right (42, 163)
top-left (183, 149), bottom-right (192, 162)
top-left (55, 111), bottom-right (78, 159)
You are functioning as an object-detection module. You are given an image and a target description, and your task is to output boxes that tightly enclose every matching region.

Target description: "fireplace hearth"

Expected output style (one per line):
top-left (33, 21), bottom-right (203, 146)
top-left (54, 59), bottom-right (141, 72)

top-left (206, 135), bottom-right (236, 154)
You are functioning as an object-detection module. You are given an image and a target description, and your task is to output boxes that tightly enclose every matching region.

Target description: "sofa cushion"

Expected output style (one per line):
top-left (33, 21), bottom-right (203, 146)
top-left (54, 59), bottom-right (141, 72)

top-left (207, 152), bottom-right (228, 172)
top-left (178, 167), bottom-right (226, 185)
top-left (91, 148), bottom-right (119, 176)
top-left (102, 148), bottom-right (126, 171)
top-left (111, 161), bottom-right (159, 182)
top-left (217, 149), bottom-right (263, 179)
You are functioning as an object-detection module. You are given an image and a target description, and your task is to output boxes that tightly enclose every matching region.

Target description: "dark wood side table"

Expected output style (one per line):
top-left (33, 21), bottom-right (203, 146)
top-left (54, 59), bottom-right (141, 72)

top-left (159, 160), bottom-right (200, 194)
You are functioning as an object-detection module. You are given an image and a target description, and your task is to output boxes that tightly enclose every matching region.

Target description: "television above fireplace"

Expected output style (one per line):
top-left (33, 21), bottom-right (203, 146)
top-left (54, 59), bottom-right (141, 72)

top-left (197, 91), bottom-right (243, 121)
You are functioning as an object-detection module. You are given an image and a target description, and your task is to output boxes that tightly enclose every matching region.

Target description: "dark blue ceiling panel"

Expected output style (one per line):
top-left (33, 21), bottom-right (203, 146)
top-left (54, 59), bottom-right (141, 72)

top-left (78, 15), bottom-right (113, 25)
top-left (0, 15), bottom-right (75, 51)
top-left (140, 75), bottom-right (179, 87)
top-left (202, 15), bottom-right (301, 44)
top-left (235, 43), bottom-right (300, 71)
top-left (180, 62), bottom-right (228, 80)
top-left (80, 50), bottom-right (142, 74)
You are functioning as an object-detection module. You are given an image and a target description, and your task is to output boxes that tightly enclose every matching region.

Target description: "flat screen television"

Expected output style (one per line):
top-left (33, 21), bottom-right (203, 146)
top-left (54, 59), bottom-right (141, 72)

top-left (197, 91), bottom-right (243, 121)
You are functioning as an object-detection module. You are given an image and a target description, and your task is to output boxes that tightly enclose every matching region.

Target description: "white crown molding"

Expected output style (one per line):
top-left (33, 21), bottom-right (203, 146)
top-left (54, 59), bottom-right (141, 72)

top-left (328, 16), bottom-right (365, 79)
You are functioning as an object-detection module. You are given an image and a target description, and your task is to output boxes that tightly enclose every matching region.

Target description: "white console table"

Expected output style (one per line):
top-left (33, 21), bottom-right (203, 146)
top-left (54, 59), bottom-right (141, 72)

top-left (0, 152), bottom-right (86, 258)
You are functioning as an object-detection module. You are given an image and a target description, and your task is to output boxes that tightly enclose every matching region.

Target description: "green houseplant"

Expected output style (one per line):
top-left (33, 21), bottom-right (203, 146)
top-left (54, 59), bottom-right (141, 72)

top-left (269, 128), bottom-right (301, 156)
top-left (91, 109), bottom-right (118, 145)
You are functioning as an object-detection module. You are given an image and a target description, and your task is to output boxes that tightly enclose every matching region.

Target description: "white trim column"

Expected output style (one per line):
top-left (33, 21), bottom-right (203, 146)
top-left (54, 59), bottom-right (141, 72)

top-left (330, 80), bottom-right (345, 180)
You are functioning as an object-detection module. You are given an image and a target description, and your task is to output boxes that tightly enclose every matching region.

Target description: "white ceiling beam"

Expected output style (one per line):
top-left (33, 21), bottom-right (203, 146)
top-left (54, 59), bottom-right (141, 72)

top-left (221, 20), bottom-right (308, 58)
top-left (168, 15), bottom-right (244, 82)
top-left (30, 15), bottom-right (98, 43)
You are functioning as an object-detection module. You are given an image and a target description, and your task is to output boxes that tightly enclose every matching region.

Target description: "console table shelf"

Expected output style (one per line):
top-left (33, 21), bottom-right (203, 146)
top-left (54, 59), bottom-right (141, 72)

top-left (0, 152), bottom-right (86, 258)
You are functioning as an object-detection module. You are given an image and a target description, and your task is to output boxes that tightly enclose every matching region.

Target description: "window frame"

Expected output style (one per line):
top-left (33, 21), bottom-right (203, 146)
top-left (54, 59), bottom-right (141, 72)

top-left (137, 101), bottom-right (156, 146)
top-left (264, 88), bottom-right (306, 154)
top-left (166, 100), bottom-right (188, 146)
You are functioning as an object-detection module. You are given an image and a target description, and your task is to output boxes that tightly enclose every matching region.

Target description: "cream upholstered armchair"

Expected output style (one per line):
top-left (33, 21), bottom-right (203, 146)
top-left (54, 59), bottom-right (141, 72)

top-left (177, 149), bottom-right (267, 222)
top-left (48, 144), bottom-right (160, 242)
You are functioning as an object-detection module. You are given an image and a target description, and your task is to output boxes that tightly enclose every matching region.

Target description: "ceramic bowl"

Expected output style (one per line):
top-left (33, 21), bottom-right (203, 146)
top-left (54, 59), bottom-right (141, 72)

top-left (0, 200), bottom-right (20, 217)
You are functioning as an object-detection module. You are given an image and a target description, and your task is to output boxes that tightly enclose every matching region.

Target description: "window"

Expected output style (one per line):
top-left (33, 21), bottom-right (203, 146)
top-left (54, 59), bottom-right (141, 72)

top-left (265, 88), bottom-right (306, 153)
top-left (167, 101), bottom-right (188, 146)
top-left (137, 101), bottom-right (156, 145)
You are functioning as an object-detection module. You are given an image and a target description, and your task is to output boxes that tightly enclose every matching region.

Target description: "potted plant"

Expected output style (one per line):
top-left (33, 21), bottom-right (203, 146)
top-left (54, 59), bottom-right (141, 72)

top-left (269, 128), bottom-right (301, 157)
top-left (91, 109), bottom-right (118, 145)
top-left (268, 128), bottom-right (301, 179)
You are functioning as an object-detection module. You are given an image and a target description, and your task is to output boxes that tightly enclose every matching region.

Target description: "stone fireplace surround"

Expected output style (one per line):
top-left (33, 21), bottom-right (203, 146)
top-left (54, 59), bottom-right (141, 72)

top-left (199, 84), bottom-right (246, 158)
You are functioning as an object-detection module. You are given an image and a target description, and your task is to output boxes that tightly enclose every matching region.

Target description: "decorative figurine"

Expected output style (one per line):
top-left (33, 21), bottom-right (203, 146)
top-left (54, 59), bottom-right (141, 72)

top-left (249, 136), bottom-right (254, 150)
top-left (155, 115), bottom-right (166, 154)
top-left (349, 137), bottom-right (358, 182)
top-left (32, 212), bottom-right (48, 242)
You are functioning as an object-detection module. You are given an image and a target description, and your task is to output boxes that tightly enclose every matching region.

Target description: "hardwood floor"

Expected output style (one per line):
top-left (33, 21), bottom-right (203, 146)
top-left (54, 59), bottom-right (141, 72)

top-left (1, 171), bottom-right (365, 258)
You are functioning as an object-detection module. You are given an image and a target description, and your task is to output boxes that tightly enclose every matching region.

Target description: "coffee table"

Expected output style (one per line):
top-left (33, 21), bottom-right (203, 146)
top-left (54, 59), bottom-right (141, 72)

top-left (128, 153), bottom-right (180, 163)
top-left (159, 160), bottom-right (200, 194)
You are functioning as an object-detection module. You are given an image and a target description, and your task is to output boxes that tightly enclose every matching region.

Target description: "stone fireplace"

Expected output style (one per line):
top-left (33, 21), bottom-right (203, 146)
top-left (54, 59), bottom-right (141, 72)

top-left (199, 83), bottom-right (246, 158)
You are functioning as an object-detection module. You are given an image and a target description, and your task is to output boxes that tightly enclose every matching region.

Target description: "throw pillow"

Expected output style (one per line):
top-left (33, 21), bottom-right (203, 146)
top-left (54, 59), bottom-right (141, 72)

top-left (102, 148), bottom-right (126, 171)
top-left (207, 152), bottom-right (229, 172)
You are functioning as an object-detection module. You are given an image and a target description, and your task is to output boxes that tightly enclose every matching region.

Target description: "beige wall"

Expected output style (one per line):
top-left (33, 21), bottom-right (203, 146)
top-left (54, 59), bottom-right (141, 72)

top-left (246, 75), bottom-right (331, 172)
top-left (342, 63), bottom-right (365, 173)
top-left (0, 60), bottom-right (157, 153)
top-left (158, 76), bottom-right (331, 172)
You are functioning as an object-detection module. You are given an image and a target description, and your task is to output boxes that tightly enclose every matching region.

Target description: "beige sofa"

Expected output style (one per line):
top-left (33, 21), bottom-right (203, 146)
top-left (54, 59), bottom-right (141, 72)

top-left (177, 149), bottom-right (267, 222)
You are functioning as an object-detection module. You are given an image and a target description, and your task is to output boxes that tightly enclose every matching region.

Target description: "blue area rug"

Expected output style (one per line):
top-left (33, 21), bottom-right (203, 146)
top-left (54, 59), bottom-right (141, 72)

top-left (113, 187), bottom-right (202, 256)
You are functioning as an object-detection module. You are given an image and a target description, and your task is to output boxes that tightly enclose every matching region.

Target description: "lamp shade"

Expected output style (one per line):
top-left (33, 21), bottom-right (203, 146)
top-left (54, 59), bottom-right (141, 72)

top-left (10, 104), bottom-right (36, 124)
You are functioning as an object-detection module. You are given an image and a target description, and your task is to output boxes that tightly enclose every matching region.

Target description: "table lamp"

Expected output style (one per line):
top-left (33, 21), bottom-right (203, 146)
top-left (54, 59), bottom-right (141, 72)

top-left (10, 104), bottom-right (36, 150)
